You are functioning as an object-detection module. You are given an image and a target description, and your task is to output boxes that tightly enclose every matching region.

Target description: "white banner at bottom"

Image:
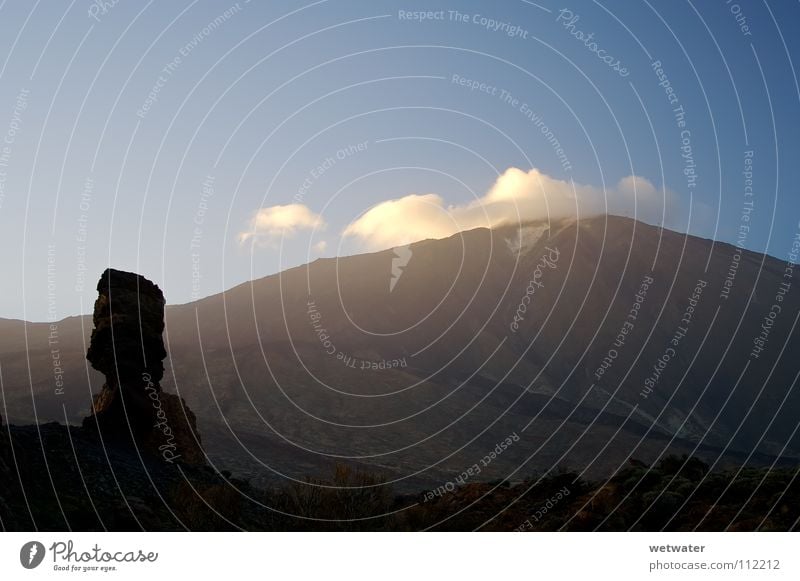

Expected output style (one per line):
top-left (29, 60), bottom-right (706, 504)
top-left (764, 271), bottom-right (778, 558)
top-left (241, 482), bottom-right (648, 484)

top-left (0, 532), bottom-right (796, 580)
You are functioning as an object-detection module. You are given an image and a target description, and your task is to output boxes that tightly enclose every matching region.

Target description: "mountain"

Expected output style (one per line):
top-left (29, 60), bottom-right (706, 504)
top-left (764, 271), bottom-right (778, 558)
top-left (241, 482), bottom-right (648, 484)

top-left (2, 215), bottom-right (799, 492)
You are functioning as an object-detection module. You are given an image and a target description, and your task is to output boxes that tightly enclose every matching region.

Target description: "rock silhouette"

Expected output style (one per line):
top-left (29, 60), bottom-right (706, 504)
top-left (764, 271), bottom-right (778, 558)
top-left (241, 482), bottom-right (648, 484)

top-left (83, 268), bottom-right (203, 464)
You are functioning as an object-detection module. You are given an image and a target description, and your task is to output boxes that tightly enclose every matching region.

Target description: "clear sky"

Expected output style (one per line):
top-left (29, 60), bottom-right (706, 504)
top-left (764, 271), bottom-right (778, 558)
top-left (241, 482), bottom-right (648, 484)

top-left (0, 0), bottom-right (797, 321)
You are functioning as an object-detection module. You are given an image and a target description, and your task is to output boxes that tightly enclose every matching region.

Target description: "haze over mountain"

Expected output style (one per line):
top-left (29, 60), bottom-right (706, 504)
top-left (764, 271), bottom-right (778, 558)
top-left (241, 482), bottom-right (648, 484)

top-left (2, 215), bottom-right (798, 492)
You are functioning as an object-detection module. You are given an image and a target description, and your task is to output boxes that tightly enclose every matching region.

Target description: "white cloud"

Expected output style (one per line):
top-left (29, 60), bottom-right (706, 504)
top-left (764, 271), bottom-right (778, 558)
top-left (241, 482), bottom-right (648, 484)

top-left (342, 193), bottom-right (458, 249)
top-left (343, 167), bottom-right (682, 250)
top-left (239, 203), bottom-right (325, 244)
top-left (313, 240), bottom-right (328, 253)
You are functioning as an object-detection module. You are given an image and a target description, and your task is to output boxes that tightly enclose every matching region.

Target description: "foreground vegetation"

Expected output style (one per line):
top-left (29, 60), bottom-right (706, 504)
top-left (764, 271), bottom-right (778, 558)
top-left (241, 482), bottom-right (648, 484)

top-left (2, 422), bottom-right (796, 531)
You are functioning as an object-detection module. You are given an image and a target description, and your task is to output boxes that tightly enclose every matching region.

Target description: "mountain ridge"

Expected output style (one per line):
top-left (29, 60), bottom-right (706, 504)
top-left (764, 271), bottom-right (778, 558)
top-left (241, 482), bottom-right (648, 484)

top-left (2, 215), bottom-right (798, 492)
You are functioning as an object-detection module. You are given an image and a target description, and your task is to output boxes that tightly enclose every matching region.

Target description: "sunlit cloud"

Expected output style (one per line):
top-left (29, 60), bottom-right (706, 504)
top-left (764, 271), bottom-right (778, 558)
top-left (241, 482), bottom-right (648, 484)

top-left (343, 167), bottom-right (681, 250)
top-left (342, 193), bottom-right (457, 249)
top-left (239, 203), bottom-right (325, 244)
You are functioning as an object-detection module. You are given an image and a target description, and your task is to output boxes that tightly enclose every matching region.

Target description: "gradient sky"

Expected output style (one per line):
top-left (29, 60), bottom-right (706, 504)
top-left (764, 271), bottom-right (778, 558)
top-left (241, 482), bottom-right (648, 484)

top-left (0, 0), bottom-right (797, 321)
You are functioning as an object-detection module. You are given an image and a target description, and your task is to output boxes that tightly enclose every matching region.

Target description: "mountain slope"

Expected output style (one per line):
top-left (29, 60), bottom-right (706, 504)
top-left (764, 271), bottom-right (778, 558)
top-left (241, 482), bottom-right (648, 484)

top-left (2, 216), bottom-right (798, 491)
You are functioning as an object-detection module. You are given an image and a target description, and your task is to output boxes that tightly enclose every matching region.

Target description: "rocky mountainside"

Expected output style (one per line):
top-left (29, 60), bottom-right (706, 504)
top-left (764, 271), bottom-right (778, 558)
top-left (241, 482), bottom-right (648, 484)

top-left (1, 216), bottom-right (799, 493)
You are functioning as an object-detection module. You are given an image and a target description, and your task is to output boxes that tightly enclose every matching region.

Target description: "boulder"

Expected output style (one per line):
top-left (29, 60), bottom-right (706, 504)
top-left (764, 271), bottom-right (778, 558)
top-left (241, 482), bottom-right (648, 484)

top-left (83, 269), bottom-right (204, 464)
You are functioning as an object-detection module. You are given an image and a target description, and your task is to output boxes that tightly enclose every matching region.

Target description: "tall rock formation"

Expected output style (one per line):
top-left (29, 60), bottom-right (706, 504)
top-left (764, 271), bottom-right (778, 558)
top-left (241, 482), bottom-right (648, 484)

top-left (83, 269), bottom-right (204, 464)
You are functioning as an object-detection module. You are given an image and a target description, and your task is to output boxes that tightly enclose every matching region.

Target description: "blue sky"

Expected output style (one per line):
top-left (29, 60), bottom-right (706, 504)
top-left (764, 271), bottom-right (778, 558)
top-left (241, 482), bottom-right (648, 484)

top-left (0, 0), bottom-right (797, 321)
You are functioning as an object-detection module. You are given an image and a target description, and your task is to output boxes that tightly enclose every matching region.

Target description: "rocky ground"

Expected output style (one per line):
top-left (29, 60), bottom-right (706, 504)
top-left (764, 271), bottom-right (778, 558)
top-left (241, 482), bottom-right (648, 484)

top-left (2, 419), bottom-right (796, 531)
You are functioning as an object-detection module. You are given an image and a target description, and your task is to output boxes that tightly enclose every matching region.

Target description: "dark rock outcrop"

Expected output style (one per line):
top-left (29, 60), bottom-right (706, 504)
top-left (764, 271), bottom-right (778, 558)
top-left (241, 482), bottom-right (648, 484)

top-left (83, 269), bottom-right (204, 464)
top-left (0, 422), bottom-right (253, 531)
